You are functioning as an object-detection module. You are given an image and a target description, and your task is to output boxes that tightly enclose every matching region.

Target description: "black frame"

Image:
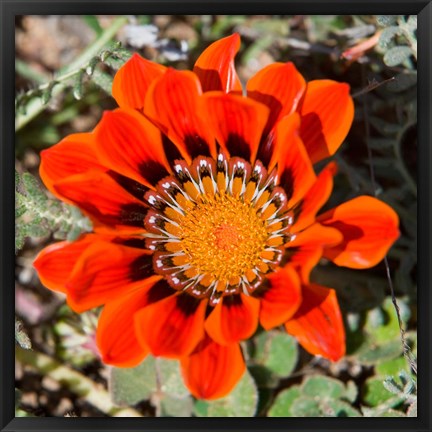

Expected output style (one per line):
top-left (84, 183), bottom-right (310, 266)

top-left (2, 1), bottom-right (431, 431)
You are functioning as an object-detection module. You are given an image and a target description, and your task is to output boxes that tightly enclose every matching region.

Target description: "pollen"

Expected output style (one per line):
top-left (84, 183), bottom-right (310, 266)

top-left (179, 193), bottom-right (269, 282)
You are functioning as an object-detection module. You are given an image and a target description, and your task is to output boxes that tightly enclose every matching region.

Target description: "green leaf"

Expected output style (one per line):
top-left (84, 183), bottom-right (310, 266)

top-left (83, 15), bottom-right (103, 36)
top-left (252, 331), bottom-right (298, 379)
top-left (302, 376), bottom-right (345, 400)
top-left (289, 396), bottom-right (322, 417)
top-left (21, 172), bottom-right (47, 203)
top-left (321, 399), bottom-right (361, 417)
top-left (195, 370), bottom-right (258, 417)
top-left (110, 357), bottom-right (157, 406)
top-left (363, 377), bottom-right (398, 407)
top-left (376, 356), bottom-right (409, 376)
top-left (357, 339), bottom-right (403, 364)
top-left (15, 319), bottom-right (32, 350)
top-left (376, 15), bottom-right (399, 27)
top-left (267, 386), bottom-right (301, 417)
top-left (378, 26), bottom-right (402, 49)
top-left (159, 394), bottom-right (193, 417)
top-left (156, 358), bottom-right (189, 399)
top-left (384, 46), bottom-right (413, 67)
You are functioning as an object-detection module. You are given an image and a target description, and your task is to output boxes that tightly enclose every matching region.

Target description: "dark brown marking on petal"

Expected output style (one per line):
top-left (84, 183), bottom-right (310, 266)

top-left (146, 279), bottom-right (176, 304)
top-left (108, 170), bottom-right (149, 201)
top-left (120, 203), bottom-right (148, 227)
top-left (138, 160), bottom-right (170, 186)
top-left (279, 168), bottom-right (294, 202)
top-left (113, 238), bottom-right (147, 249)
top-left (184, 135), bottom-right (211, 159)
top-left (162, 133), bottom-right (183, 164)
top-left (129, 254), bottom-right (154, 281)
top-left (225, 133), bottom-right (251, 161)
top-left (176, 294), bottom-right (202, 317)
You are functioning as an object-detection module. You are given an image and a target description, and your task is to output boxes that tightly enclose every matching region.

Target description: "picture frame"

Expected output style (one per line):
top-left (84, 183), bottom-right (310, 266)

top-left (2, 1), bottom-right (431, 431)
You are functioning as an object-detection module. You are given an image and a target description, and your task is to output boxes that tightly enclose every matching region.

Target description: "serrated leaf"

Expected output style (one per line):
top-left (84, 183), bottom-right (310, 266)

top-left (253, 331), bottom-right (298, 379)
top-left (22, 173), bottom-right (47, 203)
top-left (302, 376), bottom-right (344, 400)
top-left (267, 386), bottom-right (301, 417)
top-left (384, 46), bottom-right (413, 67)
top-left (197, 370), bottom-right (258, 417)
top-left (110, 357), bottom-right (157, 406)
top-left (26, 223), bottom-right (50, 238)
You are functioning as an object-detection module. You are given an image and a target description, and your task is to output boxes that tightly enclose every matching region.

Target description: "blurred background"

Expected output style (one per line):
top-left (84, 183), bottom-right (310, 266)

top-left (15, 15), bottom-right (417, 417)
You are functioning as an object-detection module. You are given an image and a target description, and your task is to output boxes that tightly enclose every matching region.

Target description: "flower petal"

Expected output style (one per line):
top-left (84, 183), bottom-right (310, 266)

top-left (205, 294), bottom-right (260, 345)
top-left (193, 33), bottom-right (242, 93)
top-left (203, 92), bottom-right (269, 163)
top-left (291, 161), bottom-right (336, 232)
top-left (299, 80), bottom-right (354, 164)
top-left (144, 69), bottom-right (216, 161)
top-left (33, 234), bottom-right (97, 293)
top-left (267, 113), bottom-right (316, 208)
top-left (97, 289), bottom-right (152, 367)
top-left (134, 293), bottom-right (207, 358)
top-left (66, 241), bottom-right (160, 312)
top-left (286, 223), bottom-right (343, 283)
top-left (39, 133), bottom-right (104, 199)
top-left (247, 62), bottom-right (306, 136)
top-left (259, 266), bottom-right (302, 330)
top-left (319, 196), bottom-right (400, 268)
top-left (94, 108), bottom-right (170, 188)
top-left (180, 337), bottom-right (245, 400)
top-left (54, 170), bottom-right (148, 232)
top-left (112, 53), bottom-right (166, 110)
top-left (285, 283), bottom-right (345, 361)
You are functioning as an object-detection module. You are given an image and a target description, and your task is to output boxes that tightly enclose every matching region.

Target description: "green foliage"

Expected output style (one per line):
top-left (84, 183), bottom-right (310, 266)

top-left (110, 356), bottom-right (193, 417)
top-left (249, 331), bottom-right (298, 388)
top-left (15, 41), bottom-right (131, 116)
top-left (15, 170), bottom-right (92, 252)
top-left (377, 15), bottom-right (417, 67)
top-left (268, 376), bottom-right (361, 417)
top-left (194, 370), bottom-right (258, 417)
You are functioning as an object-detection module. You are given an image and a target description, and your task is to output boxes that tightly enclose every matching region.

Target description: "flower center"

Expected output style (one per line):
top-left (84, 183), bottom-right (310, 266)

top-left (179, 193), bottom-right (269, 283)
top-left (144, 154), bottom-right (292, 305)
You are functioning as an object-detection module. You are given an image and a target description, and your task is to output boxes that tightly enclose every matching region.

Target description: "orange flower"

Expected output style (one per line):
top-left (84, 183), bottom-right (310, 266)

top-left (33, 34), bottom-right (400, 400)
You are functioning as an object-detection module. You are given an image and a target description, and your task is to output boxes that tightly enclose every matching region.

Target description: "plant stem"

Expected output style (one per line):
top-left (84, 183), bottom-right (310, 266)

top-left (15, 16), bottom-right (128, 132)
top-left (16, 346), bottom-right (143, 417)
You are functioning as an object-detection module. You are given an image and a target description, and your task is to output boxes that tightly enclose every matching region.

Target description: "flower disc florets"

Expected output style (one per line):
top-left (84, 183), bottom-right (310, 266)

top-left (145, 154), bottom-right (292, 305)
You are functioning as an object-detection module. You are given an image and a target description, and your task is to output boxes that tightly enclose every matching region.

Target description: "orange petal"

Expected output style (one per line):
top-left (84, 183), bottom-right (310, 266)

top-left (286, 223), bottom-right (343, 283)
top-left (259, 266), bottom-right (302, 330)
top-left (299, 80), bottom-right (354, 164)
top-left (144, 69), bottom-right (216, 161)
top-left (319, 196), bottom-right (400, 268)
top-left (205, 294), bottom-right (260, 345)
top-left (247, 62), bottom-right (306, 136)
top-left (291, 161), bottom-right (336, 232)
top-left (193, 33), bottom-right (242, 93)
top-left (97, 289), bottom-right (151, 367)
top-left (65, 241), bottom-right (160, 312)
top-left (134, 294), bottom-right (207, 358)
top-left (203, 92), bottom-right (269, 163)
top-left (94, 108), bottom-right (170, 188)
top-left (54, 170), bottom-right (148, 232)
top-left (180, 337), bottom-right (245, 400)
top-left (112, 53), bottom-right (166, 110)
top-left (285, 283), bottom-right (345, 361)
top-left (39, 133), bottom-right (104, 199)
top-left (33, 234), bottom-right (97, 293)
top-left (267, 113), bottom-right (316, 208)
